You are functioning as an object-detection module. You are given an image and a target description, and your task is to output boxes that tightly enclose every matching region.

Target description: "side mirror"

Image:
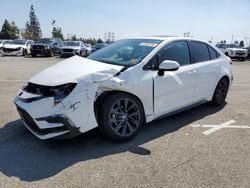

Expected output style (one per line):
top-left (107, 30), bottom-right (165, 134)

top-left (158, 60), bottom-right (180, 76)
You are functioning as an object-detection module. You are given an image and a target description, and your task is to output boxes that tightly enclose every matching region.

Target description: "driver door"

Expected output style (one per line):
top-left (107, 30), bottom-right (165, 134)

top-left (153, 41), bottom-right (197, 116)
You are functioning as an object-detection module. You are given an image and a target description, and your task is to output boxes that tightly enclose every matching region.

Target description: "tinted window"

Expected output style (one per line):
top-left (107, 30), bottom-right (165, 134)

top-left (158, 41), bottom-right (190, 66)
top-left (208, 46), bottom-right (217, 60)
top-left (190, 42), bottom-right (210, 63)
top-left (218, 44), bottom-right (226, 49)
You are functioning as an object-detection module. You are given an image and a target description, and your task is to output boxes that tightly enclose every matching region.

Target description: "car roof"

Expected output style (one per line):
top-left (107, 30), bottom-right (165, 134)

top-left (124, 36), bottom-right (208, 43)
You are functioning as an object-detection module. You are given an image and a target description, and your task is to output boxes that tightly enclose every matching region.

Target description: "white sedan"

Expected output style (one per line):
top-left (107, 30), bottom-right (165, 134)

top-left (1, 39), bottom-right (34, 56)
top-left (14, 37), bottom-right (233, 141)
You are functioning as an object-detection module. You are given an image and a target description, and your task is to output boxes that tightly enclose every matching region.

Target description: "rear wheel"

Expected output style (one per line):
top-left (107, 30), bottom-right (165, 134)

top-left (211, 77), bottom-right (229, 106)
top-left (31, 53), bottom-right (37, 57)
top-left (99, 93), bottom-right (144, 141)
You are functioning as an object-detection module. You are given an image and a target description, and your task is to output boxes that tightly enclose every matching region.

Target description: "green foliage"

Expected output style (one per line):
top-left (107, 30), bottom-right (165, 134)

top-left (52, 26), bottom-right (64, 40)
top-left (23, 5), bottom-right (42, 40)
top-left (0, 19), bottom-right (19, 39)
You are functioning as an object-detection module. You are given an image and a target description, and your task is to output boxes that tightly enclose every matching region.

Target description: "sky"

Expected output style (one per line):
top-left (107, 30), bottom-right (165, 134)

top-left (1, 0), bottom-right (250, 44)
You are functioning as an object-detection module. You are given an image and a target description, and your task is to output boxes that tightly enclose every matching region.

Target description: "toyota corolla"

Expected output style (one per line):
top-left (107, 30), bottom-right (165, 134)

top-left (14, 37), bottom-right (233, 141)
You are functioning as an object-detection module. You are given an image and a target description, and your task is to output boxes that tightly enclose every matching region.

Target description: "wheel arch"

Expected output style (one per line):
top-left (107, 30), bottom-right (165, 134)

top-left (94, 90), bottom-right (146, 123)
top-left (210, 75), bottom-right (230, 101)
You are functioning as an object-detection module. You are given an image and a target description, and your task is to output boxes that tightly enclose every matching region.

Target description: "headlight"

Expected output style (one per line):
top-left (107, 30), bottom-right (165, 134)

top-left (23, 82), bottom-right (77, 105)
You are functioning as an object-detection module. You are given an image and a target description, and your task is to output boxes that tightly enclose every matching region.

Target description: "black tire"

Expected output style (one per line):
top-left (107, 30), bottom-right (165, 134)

top-left (31, 53), bottom-right (37, 57)
top-left (211, 77), bottom-right (229, 106)
top-left (98, 93), bottom-right (144, 141)
top-left (22, 49), bottom-right (27, 56)
top-left (49, 50), bottom-right (54, 57)
top-left (241, 57), bottom-right (245, 61)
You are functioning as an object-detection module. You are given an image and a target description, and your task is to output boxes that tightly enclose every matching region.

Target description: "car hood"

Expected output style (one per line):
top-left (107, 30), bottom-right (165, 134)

top-left (3, 44), bottom-right (24, 48)
top-left (61, 46), bottom-right (80, 50)
top-left (29, 56), bottom-right (123, 86)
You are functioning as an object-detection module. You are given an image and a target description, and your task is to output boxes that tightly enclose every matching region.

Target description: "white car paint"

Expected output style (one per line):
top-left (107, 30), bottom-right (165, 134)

top-left (2, 39), bottom-right (33, 56)
top-left (0, 40), bottom-right (11, 48)
top-left (14, 37), bottom-right (233, 139)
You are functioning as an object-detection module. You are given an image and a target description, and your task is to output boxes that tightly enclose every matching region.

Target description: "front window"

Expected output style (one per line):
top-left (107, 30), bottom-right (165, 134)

top-left (64, 41), bottom-right (80, 46)
top-left (88, 39), bottom-right (162, 66)
top-left (36, 38), bottom-right (53, 44)
top-left (9, 40), bottom-right (26, 45)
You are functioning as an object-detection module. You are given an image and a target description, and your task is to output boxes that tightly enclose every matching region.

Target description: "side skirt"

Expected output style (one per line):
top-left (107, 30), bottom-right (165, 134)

top-left (153, 100), bottom-right (207, 121)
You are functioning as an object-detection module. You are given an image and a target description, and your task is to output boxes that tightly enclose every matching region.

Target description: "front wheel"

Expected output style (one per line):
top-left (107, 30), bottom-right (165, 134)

top-left (98, 93), bottom-right (145, 141)
top-left (211, 77), bottom-right (229, 106)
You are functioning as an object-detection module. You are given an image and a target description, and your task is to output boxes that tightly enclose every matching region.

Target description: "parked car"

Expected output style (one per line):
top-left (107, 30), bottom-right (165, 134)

top-left (1, 39), bottom-right (33, 56)
top-left (216, 43), bottom-right (248, 61)
top-left (243, 46), bottom-right (250, 58)
top-left (85, 44), bottom-right (92, 55)
top-left (31, 38), bottom-right (63, 57)
top-left (92, 43), bottom-right (107, 52)
top-left (14, 37), bottom-right (233, 141)
top-left (60, 41), bottom-right (89, 57)
top-left (0, 40), bottom-right (12, 49)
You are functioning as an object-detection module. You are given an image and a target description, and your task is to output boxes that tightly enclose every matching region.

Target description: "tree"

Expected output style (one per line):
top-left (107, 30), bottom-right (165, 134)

top-left (52, 26), bottom-right (64, 40)
top-left (23, 5), bottom-right (42, 40)
top-left (97, 38), bottom-right (103, 43)
top-left (239, 40), bottom-right (244, 47)
top-left (71, 34), bottom-right (77, 41)
top-left (0, 19), bottom-right (19, 39)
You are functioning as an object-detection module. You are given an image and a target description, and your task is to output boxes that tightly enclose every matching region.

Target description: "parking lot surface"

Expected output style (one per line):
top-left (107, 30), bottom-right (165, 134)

top-left (0, 56), bottom-right (249, 188)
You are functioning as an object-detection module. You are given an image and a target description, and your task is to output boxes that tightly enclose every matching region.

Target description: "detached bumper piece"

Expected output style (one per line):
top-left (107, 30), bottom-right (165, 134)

top-left (16, 105), bottom-right (81, 139)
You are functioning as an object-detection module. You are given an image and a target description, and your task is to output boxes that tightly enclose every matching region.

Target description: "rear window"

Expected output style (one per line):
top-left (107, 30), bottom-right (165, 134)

top-left (190, 41), bottom-right (210, 63)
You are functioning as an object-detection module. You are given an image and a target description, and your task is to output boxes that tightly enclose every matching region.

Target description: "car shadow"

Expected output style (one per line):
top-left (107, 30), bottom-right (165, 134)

top-left (0, 103), bottom-right (226, 182)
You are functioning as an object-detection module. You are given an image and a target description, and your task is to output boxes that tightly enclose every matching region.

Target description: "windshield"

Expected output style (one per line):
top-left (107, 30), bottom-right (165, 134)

top-left (227, 44), bottom-right (241, 48)
top-left (88, 39), bottom-right (162, 66)
top-left (36, 38), bottom-right (53, 44)
top-left (64, 41), bottom-right (80, 46)
top-left (9, 40), bottom-right (26, 45)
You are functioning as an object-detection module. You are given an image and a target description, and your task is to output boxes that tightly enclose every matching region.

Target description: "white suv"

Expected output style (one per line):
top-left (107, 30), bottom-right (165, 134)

top-left (14, 37), bottom-right (233, 141)
top-left (216, 43), bottom-right (248, 61)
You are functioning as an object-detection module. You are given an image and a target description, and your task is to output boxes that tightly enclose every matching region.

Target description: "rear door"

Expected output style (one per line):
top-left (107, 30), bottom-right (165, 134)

top-left (189, 41), bottom-right (220, 102)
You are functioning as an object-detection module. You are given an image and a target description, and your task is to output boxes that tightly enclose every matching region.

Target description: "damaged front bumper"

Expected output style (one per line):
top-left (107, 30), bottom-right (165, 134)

top-left (14, 82), bottom-right (99, 139)
top-left (14, 96), bottom-right (81, 139)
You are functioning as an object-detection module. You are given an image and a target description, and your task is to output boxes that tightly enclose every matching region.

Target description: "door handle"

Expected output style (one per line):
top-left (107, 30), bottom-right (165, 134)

top-left (188, 70), bottom-right (196, 74)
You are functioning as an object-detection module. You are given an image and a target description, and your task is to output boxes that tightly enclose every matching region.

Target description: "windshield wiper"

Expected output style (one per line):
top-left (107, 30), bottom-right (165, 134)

top-left (114, 64), bottom-right (131, 77)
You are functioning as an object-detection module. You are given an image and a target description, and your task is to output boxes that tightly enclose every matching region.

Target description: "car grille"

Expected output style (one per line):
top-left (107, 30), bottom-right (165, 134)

top-left (16, 106), bottom-right (68, 135)
top-left (32, 45), bottom-right (44, 50)
top-left (63, 49), bottom-right (73, 52)
top-left (3, 48), bottom-right (20, 53)
top-left (236, 51), bottom-right (245, 55)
